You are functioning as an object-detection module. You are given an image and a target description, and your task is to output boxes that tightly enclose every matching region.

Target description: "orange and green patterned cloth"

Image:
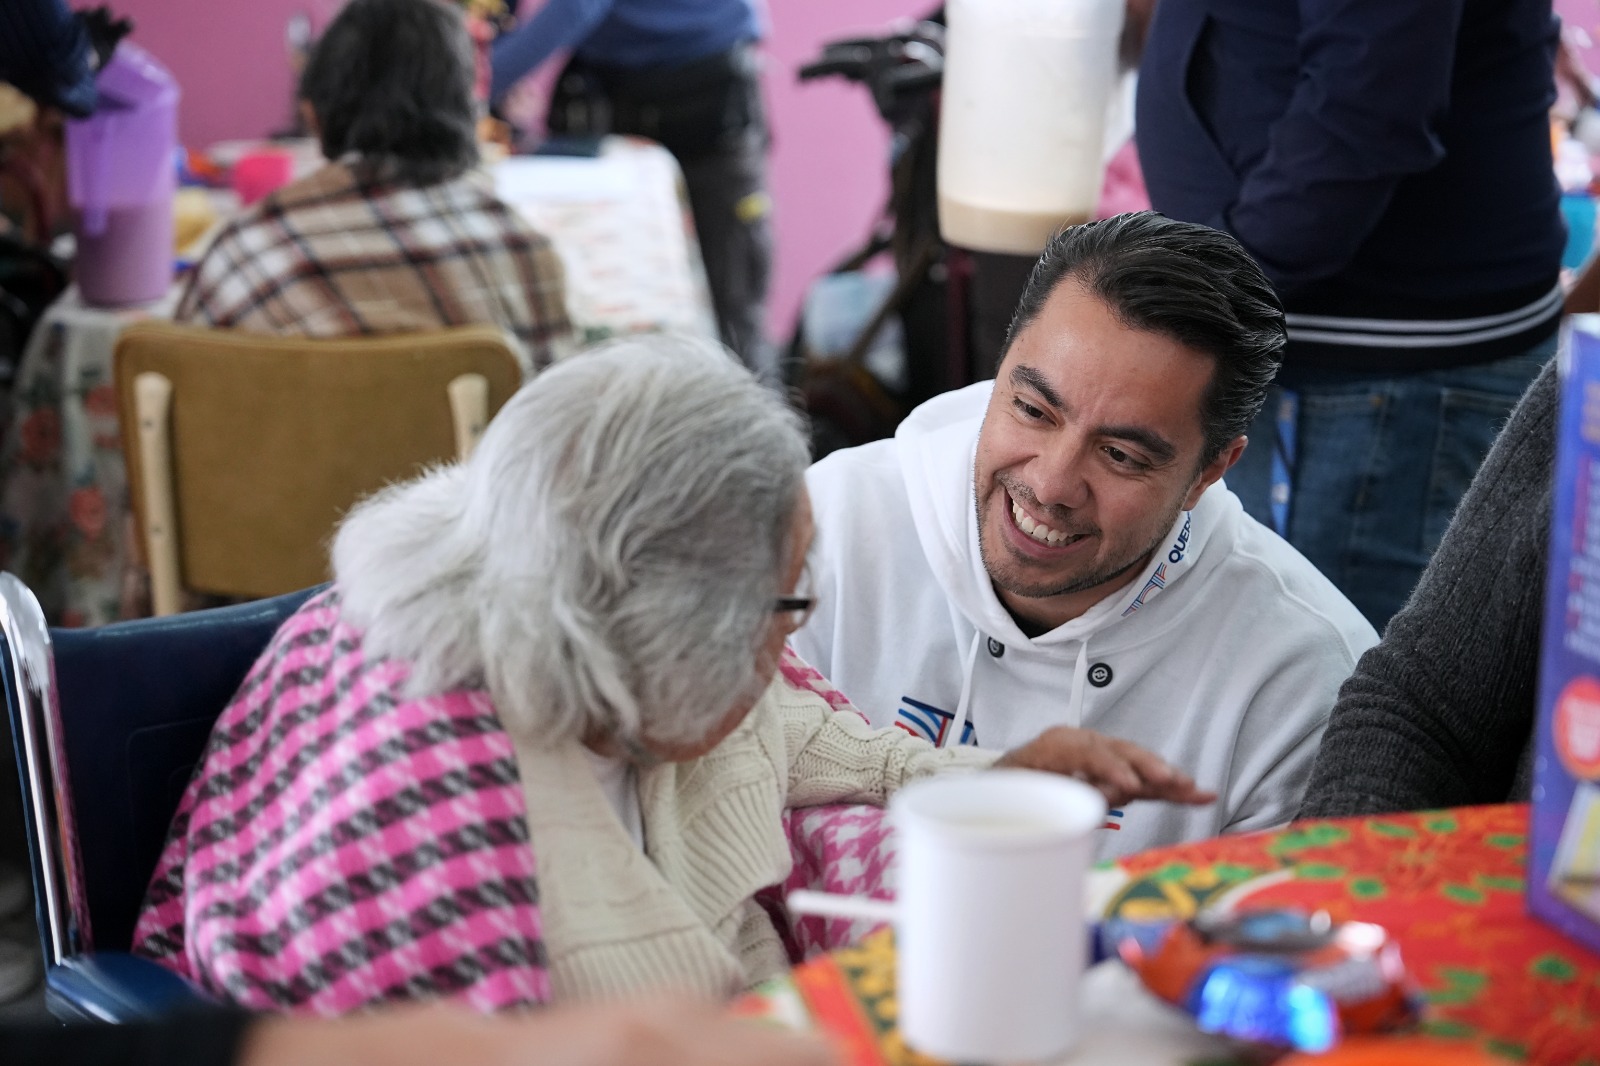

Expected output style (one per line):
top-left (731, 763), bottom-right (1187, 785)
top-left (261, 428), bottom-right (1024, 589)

top-left (736, 804), bottom-right (1599, 1065)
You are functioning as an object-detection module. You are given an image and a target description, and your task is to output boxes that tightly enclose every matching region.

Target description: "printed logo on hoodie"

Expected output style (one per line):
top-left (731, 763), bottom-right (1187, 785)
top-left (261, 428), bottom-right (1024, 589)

top-left (894, 696), bottom-right (977, 747)
top-left (1122, 513), bottom-right (1193, 617)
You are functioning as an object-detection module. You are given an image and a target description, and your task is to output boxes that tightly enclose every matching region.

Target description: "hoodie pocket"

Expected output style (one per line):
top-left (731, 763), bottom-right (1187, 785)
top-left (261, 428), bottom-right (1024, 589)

top-left (1136, 7), bottom-right (1241, 210)
top-left (1179, 15), bottom-right (1238, 180)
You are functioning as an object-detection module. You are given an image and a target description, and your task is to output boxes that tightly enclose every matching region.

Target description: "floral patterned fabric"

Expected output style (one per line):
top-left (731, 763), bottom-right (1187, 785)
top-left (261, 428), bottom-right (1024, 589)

top-left (1104, 804), bottom-right (1598, 1065)
top-left (0, 287), bottom-right (174, 625)
top-left (743, 805), bottom-right (1600, 1066)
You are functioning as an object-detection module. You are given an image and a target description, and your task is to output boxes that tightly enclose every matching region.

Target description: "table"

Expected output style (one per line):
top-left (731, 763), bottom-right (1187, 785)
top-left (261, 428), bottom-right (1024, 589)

top-left (0, 138), bottom-right (714, 625)
top-left (751, 805), bottom-right (1600, 1066)
top-left (492, 137), bottom-right (717, 344)
top-left (735, 926), bottom-right (1238, 1066)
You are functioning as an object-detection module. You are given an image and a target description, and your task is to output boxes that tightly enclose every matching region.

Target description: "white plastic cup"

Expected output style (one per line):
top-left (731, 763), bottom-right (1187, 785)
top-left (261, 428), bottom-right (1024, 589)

top-left (790, 771), bottom-right (1106, 1062)
top-left (893, 771), bottom-right (1105, 1062)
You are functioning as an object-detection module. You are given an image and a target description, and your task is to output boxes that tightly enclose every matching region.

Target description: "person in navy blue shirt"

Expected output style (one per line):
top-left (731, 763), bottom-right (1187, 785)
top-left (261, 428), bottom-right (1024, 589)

top-left (1128, 0), bottom-right (1565, 631)
top-left (491, 0), bottom-right (771, 372)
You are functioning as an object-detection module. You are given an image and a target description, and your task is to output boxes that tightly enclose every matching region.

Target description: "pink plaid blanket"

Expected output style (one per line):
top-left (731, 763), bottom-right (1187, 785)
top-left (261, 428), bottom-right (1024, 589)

top-left (134, 590), bottom-right (904, 1012)
top-left (133, 590), bottom-right (550, 1014)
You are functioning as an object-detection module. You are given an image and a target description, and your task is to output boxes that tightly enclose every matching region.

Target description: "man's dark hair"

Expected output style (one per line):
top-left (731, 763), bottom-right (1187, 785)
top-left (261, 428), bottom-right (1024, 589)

top-left (299, 0), bottom-right (478, 186)
top-left (1002, 211), bottom-right (1286, 465)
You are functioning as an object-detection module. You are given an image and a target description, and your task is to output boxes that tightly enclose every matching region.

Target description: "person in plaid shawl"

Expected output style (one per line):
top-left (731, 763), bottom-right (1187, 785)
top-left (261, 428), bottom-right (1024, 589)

top-left (176, 0), bottom-right (572, 374)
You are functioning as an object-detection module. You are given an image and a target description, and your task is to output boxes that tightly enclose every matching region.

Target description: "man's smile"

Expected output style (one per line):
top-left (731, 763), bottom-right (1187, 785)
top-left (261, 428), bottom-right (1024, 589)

top-left (1002, 485), bottom-right (1095, 557)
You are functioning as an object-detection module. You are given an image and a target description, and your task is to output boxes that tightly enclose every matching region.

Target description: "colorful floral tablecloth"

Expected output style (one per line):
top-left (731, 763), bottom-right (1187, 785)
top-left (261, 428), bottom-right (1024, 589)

top-left (0, 286), bottom-right (175, 626)
top-left (0, 138), bottom-right (713, 626)
top-left (749, 804), bottom-right (1600, 1066)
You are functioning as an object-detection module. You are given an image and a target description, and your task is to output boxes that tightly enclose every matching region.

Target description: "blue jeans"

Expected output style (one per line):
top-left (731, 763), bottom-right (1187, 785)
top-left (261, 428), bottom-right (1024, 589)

top-left (1227, 337), bottom-right (1556, 631)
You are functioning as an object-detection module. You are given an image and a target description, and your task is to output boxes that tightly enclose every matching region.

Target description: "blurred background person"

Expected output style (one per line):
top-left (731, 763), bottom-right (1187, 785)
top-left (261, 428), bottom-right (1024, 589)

top-left (1298, 355), bottom-right (1556, 818)
top-left (0, 0), bottom-right (127, 118)
top-left (1128, 0), bottom-right (1565, 631)
top-left (489, 0), bottom-right (772, 374)
top-left (178, 0), bottom-right (573, 373)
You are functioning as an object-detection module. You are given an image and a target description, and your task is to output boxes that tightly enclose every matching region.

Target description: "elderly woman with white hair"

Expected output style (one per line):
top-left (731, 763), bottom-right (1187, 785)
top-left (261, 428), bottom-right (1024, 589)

top-left (133, 337), bottom-right (1206, 1015)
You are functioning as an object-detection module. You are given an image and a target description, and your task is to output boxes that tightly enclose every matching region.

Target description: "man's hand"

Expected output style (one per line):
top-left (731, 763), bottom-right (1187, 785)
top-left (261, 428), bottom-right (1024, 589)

top-left (994, 726), bottom-right (1216, 809)
top-left (240, 997), bottom-right (842, 1066)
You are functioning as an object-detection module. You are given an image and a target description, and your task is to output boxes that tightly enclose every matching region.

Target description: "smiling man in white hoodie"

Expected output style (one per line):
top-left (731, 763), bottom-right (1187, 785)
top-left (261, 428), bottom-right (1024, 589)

top-left (792, 212), bottom-right (1378, 859)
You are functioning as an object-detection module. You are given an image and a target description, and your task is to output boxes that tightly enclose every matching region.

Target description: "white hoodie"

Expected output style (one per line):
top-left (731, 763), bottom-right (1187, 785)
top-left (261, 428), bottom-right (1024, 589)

top-left (792, 382), bottom-right (1378, 861)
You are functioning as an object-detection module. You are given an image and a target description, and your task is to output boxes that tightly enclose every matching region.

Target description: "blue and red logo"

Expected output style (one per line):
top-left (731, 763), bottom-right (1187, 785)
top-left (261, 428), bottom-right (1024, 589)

top-left (895, 696), bottom-right (976, 747)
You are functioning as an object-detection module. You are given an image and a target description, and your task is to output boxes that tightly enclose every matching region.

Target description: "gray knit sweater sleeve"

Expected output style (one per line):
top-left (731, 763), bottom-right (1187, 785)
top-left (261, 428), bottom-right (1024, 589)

top-left (1298, 357), bottom-right (1556, 818)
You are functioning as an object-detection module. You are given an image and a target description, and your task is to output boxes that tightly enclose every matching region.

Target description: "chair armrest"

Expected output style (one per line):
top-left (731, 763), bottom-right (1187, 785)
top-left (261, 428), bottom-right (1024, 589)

top-left (46, 952), bottom-right (212, 1022)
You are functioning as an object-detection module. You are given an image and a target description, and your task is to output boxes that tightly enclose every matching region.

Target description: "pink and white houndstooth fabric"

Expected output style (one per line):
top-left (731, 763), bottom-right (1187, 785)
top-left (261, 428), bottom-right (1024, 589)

top-left (781, 805), bottom-right (899, 956)
top-left (775, 653), bottom-right (902, 955)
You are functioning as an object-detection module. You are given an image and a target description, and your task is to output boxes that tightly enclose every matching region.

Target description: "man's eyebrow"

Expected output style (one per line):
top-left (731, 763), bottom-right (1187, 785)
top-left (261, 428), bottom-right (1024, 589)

top-left (1010, 362), bottom-right (1178, 464)
top-left (1009, 364), bottom-right (1064, 410)
top-left (1099, 424), bottom-right (1177, 465)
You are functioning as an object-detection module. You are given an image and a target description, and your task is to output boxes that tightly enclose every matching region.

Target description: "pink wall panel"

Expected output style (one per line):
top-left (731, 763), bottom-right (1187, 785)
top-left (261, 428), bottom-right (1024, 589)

top-left (114, 0), bottom-right (345, 148)
top-left (761, 0), bottom-right (927, 341)
top-left (1561, 0), bottom-right (1600, 59)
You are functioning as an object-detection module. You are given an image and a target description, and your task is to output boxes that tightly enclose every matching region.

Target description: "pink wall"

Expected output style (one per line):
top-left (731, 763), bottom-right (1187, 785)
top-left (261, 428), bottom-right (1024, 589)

top-left (1561, 0), bottom-right (1600, 49)
top-left (114, 0), bottom-right (345, 147)
top-left (762, 1), bottom-right (926, 340)
top-left (1562, 0), bottom-right (1600, 84)
top-left (110, 0), bottom-right (923, 342)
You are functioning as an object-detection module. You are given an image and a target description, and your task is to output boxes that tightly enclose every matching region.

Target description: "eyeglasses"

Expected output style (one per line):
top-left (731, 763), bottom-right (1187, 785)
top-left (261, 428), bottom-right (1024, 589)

top-left (773, 595), bottom-right (815, 625)
top-left (772, 566), bottom-right (817, 630)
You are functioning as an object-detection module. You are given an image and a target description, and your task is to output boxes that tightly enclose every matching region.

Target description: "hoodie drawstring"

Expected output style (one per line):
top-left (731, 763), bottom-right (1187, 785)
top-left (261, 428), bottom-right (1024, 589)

top-left (945, 630), bottom-right (982, 748)
top-left (1067, 640), bottom-right (1089, 728)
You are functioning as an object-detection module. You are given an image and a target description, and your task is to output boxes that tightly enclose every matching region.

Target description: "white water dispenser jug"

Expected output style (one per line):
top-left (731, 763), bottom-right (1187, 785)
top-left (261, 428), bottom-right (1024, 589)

top-left (937, 0), bottom-right (1124, 255)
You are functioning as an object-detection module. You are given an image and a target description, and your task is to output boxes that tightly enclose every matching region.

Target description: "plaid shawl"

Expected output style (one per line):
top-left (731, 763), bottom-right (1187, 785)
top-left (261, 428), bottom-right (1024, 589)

top-left (175, 161), bottom-right (572, 372)
top-left (133, 589), bottom-right (550, 1014)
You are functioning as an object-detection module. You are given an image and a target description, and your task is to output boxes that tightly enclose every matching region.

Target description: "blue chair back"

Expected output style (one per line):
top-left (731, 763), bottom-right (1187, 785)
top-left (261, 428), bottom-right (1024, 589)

top-left (1, 575), bottom-right (321, 1018)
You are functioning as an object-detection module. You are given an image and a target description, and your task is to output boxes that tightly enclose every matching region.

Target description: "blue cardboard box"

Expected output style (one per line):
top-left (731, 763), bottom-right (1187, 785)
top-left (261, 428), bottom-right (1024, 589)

top-left (1532, 317), bottom-right (1600, 955)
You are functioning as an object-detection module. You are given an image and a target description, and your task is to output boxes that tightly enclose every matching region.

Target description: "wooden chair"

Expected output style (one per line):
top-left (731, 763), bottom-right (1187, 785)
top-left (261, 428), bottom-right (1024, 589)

top-left (114, 322), bottom-right (523, 615)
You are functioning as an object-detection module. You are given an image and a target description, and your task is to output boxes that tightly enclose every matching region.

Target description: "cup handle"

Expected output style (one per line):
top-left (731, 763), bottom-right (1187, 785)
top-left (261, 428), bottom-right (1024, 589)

top-left (785, 890), bottom-right (900, 924)
top-left (791, 889), bottom-right (1122, 969)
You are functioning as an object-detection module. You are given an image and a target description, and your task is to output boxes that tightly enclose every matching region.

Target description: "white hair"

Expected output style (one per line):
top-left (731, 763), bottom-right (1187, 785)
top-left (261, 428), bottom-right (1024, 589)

top-left (332, 335), bottom-right (811, 749)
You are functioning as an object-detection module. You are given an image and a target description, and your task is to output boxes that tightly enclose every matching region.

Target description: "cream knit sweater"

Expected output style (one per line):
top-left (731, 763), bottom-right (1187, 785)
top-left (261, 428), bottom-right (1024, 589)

top-left (508, 674), bottom-right (997, 1002)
